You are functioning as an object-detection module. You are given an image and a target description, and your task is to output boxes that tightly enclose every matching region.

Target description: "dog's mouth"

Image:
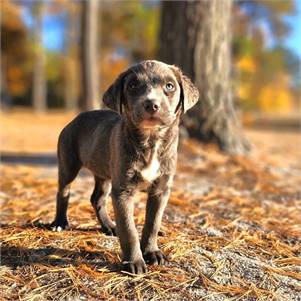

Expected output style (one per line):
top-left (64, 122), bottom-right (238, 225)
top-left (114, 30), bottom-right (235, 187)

top-left (139, 116), bottom-right (163, 129)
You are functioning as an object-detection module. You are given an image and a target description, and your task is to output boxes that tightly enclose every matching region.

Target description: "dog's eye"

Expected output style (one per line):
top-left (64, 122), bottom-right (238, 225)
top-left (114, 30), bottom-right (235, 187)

top-left (128, 80), bottom-right (140, 90)
top-left (165, 82), bottom-right (175, 91)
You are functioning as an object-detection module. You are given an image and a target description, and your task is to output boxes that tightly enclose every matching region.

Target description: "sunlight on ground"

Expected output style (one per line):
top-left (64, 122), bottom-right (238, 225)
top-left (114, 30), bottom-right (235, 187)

top-left (1, 111), bottom-right (300, 301)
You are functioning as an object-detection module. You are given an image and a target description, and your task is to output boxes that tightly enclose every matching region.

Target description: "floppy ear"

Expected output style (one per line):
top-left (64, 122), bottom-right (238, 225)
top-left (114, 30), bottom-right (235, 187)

top-left (171, 66), bottom-right (199, 114)
top-left (102, 70), bottom-right (128, 114)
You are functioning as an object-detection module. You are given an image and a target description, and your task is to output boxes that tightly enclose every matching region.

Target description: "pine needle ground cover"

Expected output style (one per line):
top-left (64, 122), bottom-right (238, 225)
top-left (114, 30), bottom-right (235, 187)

top-left (0, 111), bottom-right (300, 301)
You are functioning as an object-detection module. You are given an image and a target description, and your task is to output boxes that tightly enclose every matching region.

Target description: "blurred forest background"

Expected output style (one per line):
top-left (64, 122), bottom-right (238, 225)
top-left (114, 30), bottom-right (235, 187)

top-left (1, 0), bottom-right (301, 155)
top-left (1, 0), bottom-right (300, 113)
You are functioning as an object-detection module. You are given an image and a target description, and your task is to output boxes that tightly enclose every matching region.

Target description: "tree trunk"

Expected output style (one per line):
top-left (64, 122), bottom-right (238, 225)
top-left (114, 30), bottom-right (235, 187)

top-left (159, 0), bottom-right (251, 154)
top-left (32, 2), bottom-right (47, 113)
top-left (64, 2), bottom-right (79, 111)
top-left (79, 0), bottom-right (100, 111)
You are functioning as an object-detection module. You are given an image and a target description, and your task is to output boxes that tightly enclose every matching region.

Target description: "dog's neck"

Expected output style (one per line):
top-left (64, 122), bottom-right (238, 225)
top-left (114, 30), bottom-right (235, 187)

top-left (123, 117), bottom-right (180, 156)
top-left (121, 117), bottom-right (179, 182)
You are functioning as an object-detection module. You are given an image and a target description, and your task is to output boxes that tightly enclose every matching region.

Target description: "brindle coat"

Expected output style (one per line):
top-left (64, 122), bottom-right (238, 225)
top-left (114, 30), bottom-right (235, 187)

top-left (52, 60), bottom-right (199, 274)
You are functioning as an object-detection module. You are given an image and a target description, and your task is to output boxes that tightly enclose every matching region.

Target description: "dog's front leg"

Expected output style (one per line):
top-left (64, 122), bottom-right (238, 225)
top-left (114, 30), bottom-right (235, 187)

top-left (140, 175), bottom-right (172, 265)
top-left (111, 187), bottom-right (147, 274)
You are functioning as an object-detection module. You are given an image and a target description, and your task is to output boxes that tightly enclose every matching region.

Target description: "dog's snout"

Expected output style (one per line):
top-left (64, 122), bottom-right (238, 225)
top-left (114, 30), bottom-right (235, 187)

top-left (144, 100), bottom-right (160, 114)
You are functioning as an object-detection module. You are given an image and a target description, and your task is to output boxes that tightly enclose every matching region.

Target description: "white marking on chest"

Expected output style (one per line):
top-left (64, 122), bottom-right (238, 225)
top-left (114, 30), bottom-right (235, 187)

top-left (140, 142), bottom-right (161, 182)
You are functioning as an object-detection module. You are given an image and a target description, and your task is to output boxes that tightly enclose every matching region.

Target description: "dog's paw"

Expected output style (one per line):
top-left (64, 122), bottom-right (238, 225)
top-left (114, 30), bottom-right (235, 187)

top-left (101, 223), bottom-right (116, 236)
top-left (143, 250), bottom-right (167, 265)
top-left (51, 220), bottom-right (69, 232)
top-left (122, 258), bottom-right (147, 274)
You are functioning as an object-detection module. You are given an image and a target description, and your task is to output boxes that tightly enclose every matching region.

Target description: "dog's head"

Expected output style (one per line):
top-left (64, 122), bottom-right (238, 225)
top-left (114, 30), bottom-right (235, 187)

top-left (103, 60), bottom-right (199, 130)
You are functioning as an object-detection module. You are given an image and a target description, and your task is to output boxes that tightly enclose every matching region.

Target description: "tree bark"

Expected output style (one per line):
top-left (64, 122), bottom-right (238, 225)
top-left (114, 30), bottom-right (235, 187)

top-left (64, 2), bottom-right (78, 111)
top-left (79, 0), bottom-right (100, 111)
top-left (159, 0), bottom-right (251, 154)
top-left (32, 2), bottom-right (47, 113)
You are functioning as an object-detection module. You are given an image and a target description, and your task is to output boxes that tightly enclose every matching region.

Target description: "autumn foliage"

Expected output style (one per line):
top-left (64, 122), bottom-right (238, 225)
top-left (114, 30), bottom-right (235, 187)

top-left (1, 1), bottom-right (300, 112)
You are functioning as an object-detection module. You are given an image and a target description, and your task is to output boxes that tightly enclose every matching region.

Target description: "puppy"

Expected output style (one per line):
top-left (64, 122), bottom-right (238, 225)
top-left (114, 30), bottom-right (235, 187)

top-left (52, 60), bottom-right (199, 274)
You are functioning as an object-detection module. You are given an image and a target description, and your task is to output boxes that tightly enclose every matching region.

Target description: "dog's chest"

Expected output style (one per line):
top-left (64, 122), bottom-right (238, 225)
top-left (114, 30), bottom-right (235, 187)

top-left (140, 143), bottom-right (161, 183)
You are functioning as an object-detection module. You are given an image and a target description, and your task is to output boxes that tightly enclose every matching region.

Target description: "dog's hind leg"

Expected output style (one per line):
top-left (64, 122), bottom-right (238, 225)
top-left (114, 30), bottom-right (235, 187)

top-left (51, 148), bottom-right (81, 231)
top-left (90, 176), bottom-right (116, 236)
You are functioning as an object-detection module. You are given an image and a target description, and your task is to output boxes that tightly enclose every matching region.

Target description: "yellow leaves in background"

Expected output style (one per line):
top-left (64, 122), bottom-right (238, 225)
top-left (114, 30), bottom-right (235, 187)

top-left (1, 2), bottom-right (24, 30)
top-left (238, 82), bottom-right (252, 103)
top-left (6, 66), bottom-right (28, 95)
top-left (100, 56), bottom-right (129, 93)
top-left (258, 82), bottom-right (294, 113)
top-left (237, 56), bottom-right (295, 113)
top-left (237, 56), bottom-right (257, 73)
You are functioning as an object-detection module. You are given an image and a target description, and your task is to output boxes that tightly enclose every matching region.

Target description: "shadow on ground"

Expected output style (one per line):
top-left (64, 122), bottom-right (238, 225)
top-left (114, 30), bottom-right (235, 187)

top-left (1, 152), bottom-right (57, 165)
top-left (1, 244), bottom-right (119, 272)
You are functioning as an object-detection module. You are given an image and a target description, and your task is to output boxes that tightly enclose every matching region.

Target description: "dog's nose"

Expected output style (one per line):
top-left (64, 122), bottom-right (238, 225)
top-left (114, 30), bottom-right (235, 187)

top-left (144, 100), bottom-right (160, 114)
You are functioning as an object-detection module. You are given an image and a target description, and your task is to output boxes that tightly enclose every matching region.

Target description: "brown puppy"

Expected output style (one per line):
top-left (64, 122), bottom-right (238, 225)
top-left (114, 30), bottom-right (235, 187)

top-left (52, 60), bottom-right (199, 274)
